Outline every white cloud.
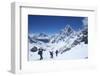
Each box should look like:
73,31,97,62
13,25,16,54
82,17,88,26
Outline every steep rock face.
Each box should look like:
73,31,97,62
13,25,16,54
50,25,75,44
60,26,88,54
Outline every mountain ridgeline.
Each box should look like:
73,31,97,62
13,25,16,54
28,24,88,54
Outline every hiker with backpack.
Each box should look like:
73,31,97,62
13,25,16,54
55,50,59,56
49,51,53,59
38,48,44,60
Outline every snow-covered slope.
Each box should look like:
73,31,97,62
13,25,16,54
29,43,88,61
54,43,88,60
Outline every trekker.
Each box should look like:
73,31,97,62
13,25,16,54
55,50,58,56
38,48,43,60
49,51,53,58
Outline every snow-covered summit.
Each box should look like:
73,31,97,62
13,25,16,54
50,24,75,44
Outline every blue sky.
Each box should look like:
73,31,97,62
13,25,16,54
28,15,87,35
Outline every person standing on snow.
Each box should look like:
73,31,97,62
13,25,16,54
38,48,44,60
55,50,58,56
49,51,53,59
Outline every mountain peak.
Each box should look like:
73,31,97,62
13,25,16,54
38,33,48,37
64,24,73,31
60,24,74,35
65,24,71,29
